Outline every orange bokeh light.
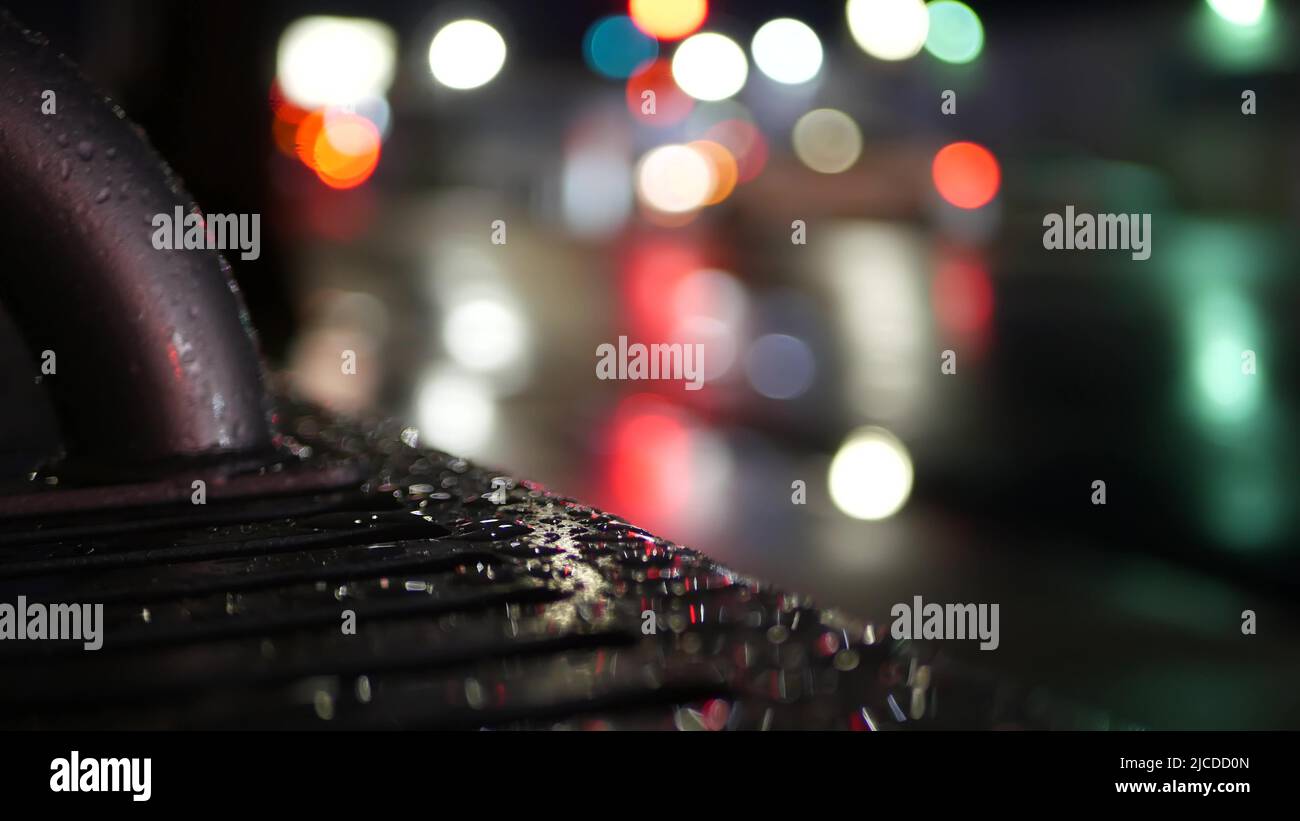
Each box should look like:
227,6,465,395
628,0,708,41
270,82,311,159
688,140,738,205
314,113,381,189
292,108,381,189
932,141,1000,209
294,110,327,170
702,119,768,183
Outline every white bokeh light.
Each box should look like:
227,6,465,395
751,18,823,84
443,298,528,374
828,427,914,520
846,0,930,61
562,146,633,238
428,19,507,90
792,109,863,174
1207,0,1267,26
636,144,715,213
277,17,396,107
672,33,749,101
416,369,497,456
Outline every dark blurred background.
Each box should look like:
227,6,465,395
1,0,1299,728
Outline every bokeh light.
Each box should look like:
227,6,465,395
829,427,914,520
626,58,695,126
622,239,706,340
313,112,382,189
562,133,634,238
416,368,497,456
745,334,815,399
674,268,748,329
629,0,708,41
584,15,659,80
332,96,392,141
276,16,396,108
931,141,1000,209
687,140,739,204
288,290,387,414
672,268,749,381
924,1,984,64
443,298,529,375
751,18,824,84
428,19,507,90
294,110,327,169
601,394,734,538
846,0,930,61
672,33,749,101
270,83,310,158
1189,289,1263,425
792,109,863,174
636,144,715,213
703,118,768,182
684,99,751,135
932,254,993,335
1207,0,1267,26
823,224,931,424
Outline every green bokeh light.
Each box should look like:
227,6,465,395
924,1,984,65
1161,219,1290,550
1193,1,1284,72
1188,290,1261,426
1207,0,1266,27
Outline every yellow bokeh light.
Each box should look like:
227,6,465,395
629,0,708,41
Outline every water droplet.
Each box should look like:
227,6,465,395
451,518,533,542
76,140,94,160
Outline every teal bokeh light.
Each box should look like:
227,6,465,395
1161,219,1290,550
583,16,659,80
1207,0,1267,27
1193,0,1283,71
924,1,984,64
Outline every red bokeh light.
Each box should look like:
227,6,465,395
625,58,693,127
932,141,1000,209
932,254,994,335
621,238,706,340
605,394,692,528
